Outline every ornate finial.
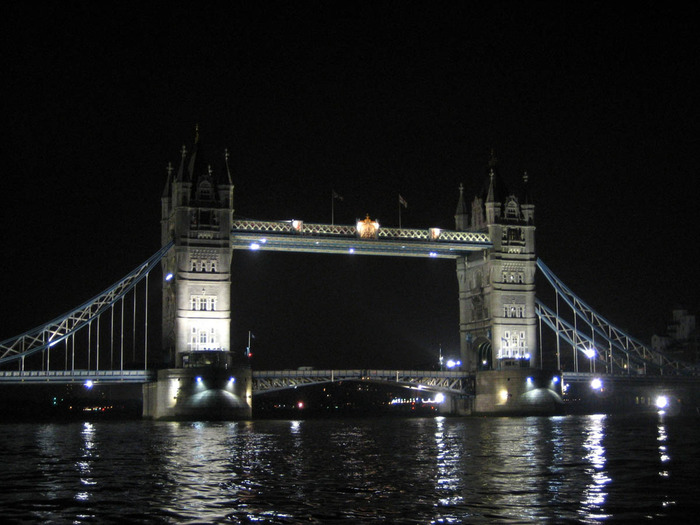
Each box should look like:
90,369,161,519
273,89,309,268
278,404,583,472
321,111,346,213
459,182,464,194
181,144,187,158
523,171,529,183
207,165,213,177
194,124,200,144
167,162,173,176
224,148,229,162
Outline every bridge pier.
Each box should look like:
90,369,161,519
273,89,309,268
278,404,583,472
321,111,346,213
143,365,252,420
474,368,564,415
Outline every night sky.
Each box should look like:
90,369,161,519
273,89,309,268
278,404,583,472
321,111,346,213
3,2,699,370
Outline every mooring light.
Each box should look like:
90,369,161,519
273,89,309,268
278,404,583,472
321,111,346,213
590,378,602,390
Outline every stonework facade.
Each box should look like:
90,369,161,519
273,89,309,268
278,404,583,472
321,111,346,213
455,159,537,373
160,137,234,367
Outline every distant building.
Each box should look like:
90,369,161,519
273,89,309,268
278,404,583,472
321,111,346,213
651,309,698,363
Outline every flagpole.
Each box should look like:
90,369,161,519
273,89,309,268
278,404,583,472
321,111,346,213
331,190,335,225
398,199,402,229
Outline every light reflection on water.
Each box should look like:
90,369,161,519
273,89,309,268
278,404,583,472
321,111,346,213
581,415,611,520
0,415,698,523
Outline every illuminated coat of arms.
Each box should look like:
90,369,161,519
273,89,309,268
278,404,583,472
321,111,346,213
356,214,380,239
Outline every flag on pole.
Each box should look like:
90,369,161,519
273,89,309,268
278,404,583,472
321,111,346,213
332,190,344,201
399,194,408,208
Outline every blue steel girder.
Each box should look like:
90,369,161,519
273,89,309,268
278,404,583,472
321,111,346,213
0,241,174,365
536,300,635,373
252,369,473,395
536,259,697,375
231,219,491,258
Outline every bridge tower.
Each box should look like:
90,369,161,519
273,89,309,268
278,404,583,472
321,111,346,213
144,129,251,420
455,154,538,372
455,155,560,414
160,130,234,367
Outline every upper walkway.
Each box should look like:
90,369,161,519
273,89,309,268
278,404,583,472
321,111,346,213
230,219,491,258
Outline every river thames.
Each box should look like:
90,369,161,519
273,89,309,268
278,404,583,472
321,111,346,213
0,414,697,523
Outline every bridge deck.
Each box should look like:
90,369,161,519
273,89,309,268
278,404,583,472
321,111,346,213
0,370,154,384
252,369,473,394
230,220,491,258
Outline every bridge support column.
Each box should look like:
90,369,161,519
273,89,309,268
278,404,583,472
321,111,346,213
474,368,563,415
143,365,251,420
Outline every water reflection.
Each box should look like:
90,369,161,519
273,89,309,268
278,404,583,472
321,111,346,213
1,416,696,523
76,422,96,502
657,420,670,471
581,414,611,520
433,416,464,507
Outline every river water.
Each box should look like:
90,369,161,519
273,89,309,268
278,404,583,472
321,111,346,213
0,414,697,523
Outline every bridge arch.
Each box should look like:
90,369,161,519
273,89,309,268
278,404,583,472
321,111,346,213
473,337,492,371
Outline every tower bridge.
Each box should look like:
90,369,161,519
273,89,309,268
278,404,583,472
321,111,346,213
1,135,698,419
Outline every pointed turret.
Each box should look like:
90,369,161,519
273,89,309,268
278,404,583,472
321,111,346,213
485,169,499,223
455,183,469,231
175,144,187,182
224,148,233,185
521,171,535,224
162,162,173,198
218,148,235,208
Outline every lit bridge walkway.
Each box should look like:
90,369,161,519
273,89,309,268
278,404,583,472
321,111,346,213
252,369,473,395
0,369,474,397
0,370,154,384
230,219,491,258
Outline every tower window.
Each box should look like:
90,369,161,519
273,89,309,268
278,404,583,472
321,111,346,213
190,295,217,311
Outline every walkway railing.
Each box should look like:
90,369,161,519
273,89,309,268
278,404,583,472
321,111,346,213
0,370,154,383
231,219,491,244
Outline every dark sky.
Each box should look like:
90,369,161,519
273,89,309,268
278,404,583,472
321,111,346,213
3,1,699,369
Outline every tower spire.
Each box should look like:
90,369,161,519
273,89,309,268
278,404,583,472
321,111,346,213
224,148,233,185
162,161,173,198
455,183,468,231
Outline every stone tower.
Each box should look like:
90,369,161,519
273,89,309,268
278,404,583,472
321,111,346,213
160,129,235,368
455,154,537,373
145,130,251,420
